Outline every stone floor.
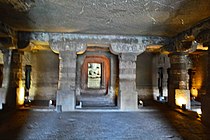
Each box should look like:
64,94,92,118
0,102,210,140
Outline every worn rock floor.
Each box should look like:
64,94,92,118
0,103,209,140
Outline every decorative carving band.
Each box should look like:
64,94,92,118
110,43,145,55
49,40,86,54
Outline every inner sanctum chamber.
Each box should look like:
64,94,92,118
76,46,118,108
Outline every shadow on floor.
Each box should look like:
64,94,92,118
0,101,209,139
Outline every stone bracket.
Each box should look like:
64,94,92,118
49,40,86,54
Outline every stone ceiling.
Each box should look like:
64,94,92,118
0,0,210,37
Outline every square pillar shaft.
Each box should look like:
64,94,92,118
118,53,138,111
56,51,76,111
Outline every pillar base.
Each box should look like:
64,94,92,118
56,89,75,112
201,95,210,127
119,91,138,111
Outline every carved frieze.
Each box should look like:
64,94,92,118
110,43,145,55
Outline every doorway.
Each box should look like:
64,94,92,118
81,55,110,94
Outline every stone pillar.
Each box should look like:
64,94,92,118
118,53,138,110
110,43,145,111
50,41,86,111
56,51,76,111
168,52,190,107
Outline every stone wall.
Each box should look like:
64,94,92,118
22,50,59,101
189,52,208,99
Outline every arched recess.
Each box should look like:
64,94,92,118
80,55,110,95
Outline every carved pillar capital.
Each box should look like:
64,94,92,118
110,43,146,55
163,40,198,54
49,40,86,54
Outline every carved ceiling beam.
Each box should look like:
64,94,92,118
17,32,170,53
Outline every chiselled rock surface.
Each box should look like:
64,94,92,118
1,0,210,36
